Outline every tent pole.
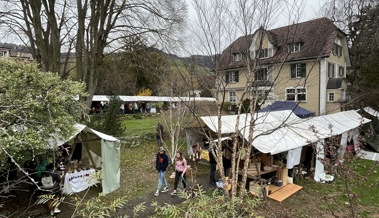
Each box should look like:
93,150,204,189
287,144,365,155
84,143,98,170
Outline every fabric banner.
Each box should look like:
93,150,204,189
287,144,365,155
286,147,302,169
338,131,348,162
314,140,325,182
63,169,96,194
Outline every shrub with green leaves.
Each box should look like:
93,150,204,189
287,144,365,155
0,59,86,169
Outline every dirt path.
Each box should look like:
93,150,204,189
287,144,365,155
111,166,215,217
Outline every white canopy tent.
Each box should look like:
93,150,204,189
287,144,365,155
200,110,370,155
94,95,216,102
200,110,370,182
48,124,121,195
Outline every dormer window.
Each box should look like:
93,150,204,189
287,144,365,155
233,53,242,61
333,38,342,57
251,48,272,59
289,42,303,53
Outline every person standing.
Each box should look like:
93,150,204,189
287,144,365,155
209,144,217,185
41,163,62,216
154,147,169,196
156,123,164,146
171,151,187,196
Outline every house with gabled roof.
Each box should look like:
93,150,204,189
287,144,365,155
217,17,350,115
0,43,33,61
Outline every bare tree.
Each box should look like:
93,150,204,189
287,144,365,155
186,0,309,201
0,0,187,109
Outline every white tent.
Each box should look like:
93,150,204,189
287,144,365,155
93,95,217,103
200,110,370,155
49,124,121,195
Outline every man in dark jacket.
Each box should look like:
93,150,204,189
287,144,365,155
209,144,217,185
154,147,169,196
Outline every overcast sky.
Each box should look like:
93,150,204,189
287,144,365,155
183,0,328,56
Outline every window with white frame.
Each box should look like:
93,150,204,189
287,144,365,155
338,66,345,77
229,91,236,104
328,63,335,78
286,87,307,101
328,93,335,102
290,63,306,78
252,89,271,101
333,39,342,57
226,71,239,83
289,43,303,53
257,48,268,58
255,67,268,81
233,53,242,61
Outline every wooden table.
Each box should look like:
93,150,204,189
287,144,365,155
239,167,278,179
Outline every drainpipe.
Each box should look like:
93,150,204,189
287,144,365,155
318,60,321,115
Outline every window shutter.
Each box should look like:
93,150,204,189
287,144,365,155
226,72,230,83
301,63,306,77
291,65,296,78
235,71,239,82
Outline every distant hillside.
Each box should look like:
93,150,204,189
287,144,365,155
179,54,219,69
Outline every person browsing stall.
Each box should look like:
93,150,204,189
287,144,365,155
154,147,169,196
41,163,62,216
171,150,187,196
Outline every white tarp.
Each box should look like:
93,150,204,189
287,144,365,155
363,107,379,118
200,110,370,155
92,95,110,102
97,95,216,102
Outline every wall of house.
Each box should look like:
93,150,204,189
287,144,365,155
217,69,248,105
273,60,321,114
326,80,347,114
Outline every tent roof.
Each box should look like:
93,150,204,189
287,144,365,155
363,107,379,118
94,95,216,102
258,101,315,118
73,124,119,142
200,110,370,154
48,124,119,147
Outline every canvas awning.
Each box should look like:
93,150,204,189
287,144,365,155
200,110,370,155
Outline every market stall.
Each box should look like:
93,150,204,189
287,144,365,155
49,124,121,195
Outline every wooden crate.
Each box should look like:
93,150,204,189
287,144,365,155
260,154,273,167
249,181,266,198
169,172,175,183
186,166,192,180
276,167,288,186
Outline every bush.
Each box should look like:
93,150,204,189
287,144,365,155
87,97,124,136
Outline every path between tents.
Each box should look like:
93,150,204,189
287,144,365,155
111,171,215,217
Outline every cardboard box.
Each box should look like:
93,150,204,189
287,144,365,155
169,172,175,183
186,165,192,179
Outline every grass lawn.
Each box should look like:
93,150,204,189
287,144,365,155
120,114,162,136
